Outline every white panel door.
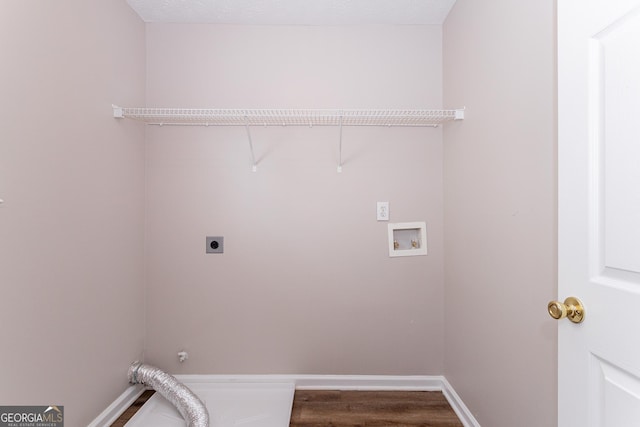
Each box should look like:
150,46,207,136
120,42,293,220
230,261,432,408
558,0,640,426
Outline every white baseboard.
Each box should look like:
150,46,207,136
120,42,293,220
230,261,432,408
440,377,481,427
88,385,145,427
90,375,480,427
174,374,443,391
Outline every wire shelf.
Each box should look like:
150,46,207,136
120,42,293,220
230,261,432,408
112,105,465,172
113,106,464,127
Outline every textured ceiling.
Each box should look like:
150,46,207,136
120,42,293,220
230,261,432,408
126,0,457,25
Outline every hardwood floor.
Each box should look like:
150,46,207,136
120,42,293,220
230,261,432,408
111,389,464,426
110,390,155,427
289,390,463,427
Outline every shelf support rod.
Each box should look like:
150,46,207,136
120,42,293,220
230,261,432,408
337,114,343,173
244,117,257,172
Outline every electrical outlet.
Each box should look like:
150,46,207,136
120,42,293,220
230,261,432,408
377,202,389,221
206,236,224,253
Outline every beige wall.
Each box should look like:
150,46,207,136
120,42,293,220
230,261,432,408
143,24,446,375
443,0,557,426
0,2,559,423
0,2,146,425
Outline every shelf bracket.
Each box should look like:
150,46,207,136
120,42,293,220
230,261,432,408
112,104,124,118
244,117,257,172
337,114,343,173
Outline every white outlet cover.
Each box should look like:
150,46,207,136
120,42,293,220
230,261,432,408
377,202,389,221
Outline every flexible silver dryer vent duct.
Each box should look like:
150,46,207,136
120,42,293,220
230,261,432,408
128,362,209,427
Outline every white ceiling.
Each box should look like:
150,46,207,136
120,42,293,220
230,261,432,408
126,0,458,26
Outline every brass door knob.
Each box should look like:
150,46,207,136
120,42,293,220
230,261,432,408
548,297,585,323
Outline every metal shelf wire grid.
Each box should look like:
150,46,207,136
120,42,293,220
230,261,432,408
113,107,463,127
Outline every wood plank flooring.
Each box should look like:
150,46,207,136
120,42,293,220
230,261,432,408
110,390,155,427
111,389,463,426
289,390,463,427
